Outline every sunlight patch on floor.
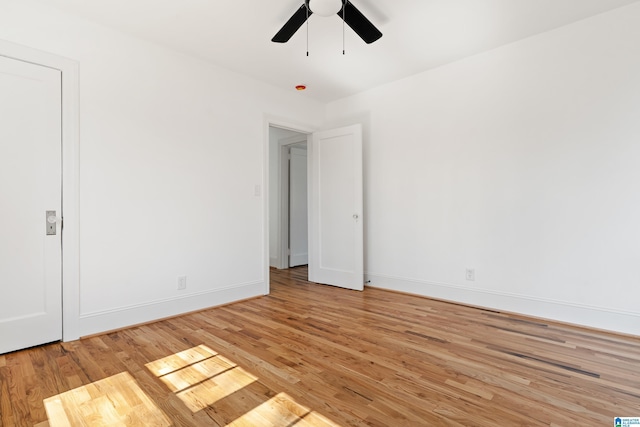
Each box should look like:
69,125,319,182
146,345,341,426
145,344,258,412
43,372,171,427
175,363,258,412
226,392,339,427
145,344,218,377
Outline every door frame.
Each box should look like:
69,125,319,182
0,39,80,342
263,117,316,293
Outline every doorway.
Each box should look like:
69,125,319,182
264,122,364,293
268,126,309,271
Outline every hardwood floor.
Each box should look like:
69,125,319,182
1,266,639,426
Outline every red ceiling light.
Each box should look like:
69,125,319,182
295,85,307,91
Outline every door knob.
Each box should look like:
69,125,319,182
46,210,59,235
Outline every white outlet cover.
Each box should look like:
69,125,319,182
465,269,475,281
177,276,187,290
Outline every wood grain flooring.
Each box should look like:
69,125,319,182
1,266,639,426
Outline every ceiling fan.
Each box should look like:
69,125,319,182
272,0,383,44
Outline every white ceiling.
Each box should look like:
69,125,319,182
39,0,639,102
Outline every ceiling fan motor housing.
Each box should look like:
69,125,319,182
308,0,343,17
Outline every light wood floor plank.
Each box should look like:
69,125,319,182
1,266,639,426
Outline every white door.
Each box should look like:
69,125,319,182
0,55,62,354
308,124,363,291
289,145,308,267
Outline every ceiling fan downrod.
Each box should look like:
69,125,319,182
343,1,346,55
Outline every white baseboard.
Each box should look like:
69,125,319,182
78,280,264,337
365,273,640,337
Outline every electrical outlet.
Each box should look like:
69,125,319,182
465,268,475,281
177,275,187,290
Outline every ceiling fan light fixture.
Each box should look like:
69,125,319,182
308,0,342,17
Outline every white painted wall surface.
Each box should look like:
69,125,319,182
326,3,640,335
2,0,638,339
0,0,323,337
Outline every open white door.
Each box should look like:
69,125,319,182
289,145,308,267
0,55,62,354
308,124,363,291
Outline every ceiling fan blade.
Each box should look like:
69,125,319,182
272,4,312,43
338,1,382,44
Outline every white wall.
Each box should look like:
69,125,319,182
2,0,638,339
0,0,324,337
326,3,640,335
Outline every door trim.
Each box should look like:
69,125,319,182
0,39,80,341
